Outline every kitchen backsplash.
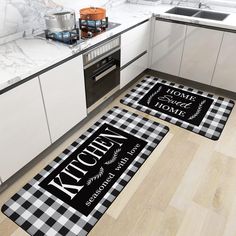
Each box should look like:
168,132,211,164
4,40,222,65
0,0,126,45
1,0,236,45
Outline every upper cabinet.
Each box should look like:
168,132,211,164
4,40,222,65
0,78,51,182
151,20,186,76
180,26,223,85
212,32,236,92
39,55,87,143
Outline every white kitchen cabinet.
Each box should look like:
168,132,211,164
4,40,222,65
120,21,150,89
121,52,148,88
180,26,223,85
0,78,51,182
212,32,236,92
151,20,186,76
121,20,150,67
39,55,87,143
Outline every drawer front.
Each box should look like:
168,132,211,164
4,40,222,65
121,21,150,67
120,53,148,89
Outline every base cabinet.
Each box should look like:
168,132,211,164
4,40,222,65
39,55,87,143
120,53,148,88
121,21,150,67
151,20,186,76
212,32,236,92
180,26,223,85
0,78,51,182
120,21,150,88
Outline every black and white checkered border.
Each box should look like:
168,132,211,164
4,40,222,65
121,75,235,140
2,107,169,236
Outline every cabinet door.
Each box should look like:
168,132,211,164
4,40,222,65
39,55,87,143
121,21,150,67
151,20,186,76
0,78,51,182
180,26,223,85
212,32,236,92
121,53,148,88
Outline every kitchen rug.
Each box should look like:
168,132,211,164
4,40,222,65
121,75,235,140
1,107,169,236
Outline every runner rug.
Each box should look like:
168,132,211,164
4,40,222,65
1,107,169,236
121,75,234,140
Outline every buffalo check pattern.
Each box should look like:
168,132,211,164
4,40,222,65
1,107,169,236
121,75,235,140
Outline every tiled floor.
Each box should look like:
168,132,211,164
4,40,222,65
1,70,236,236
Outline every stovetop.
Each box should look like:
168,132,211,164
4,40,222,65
106,21,121,31
38,21,121,47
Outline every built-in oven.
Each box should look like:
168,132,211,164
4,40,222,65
83,37,120,113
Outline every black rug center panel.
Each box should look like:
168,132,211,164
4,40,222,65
138,82,213,126
39,123,147,216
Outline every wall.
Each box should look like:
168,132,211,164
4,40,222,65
0,0,126,44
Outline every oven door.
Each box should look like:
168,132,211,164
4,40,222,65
84,49,120,112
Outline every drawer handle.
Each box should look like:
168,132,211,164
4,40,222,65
94,65,117,82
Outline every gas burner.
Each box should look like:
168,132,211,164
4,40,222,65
79,17,108,38
39,21,121,47
45,28,80,45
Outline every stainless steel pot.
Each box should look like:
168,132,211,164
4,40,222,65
45,11,76,32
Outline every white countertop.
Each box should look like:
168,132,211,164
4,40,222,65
1,2,236,92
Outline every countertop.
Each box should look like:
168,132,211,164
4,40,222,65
1,2,236,92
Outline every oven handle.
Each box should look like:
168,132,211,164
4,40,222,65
94,65,117,82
